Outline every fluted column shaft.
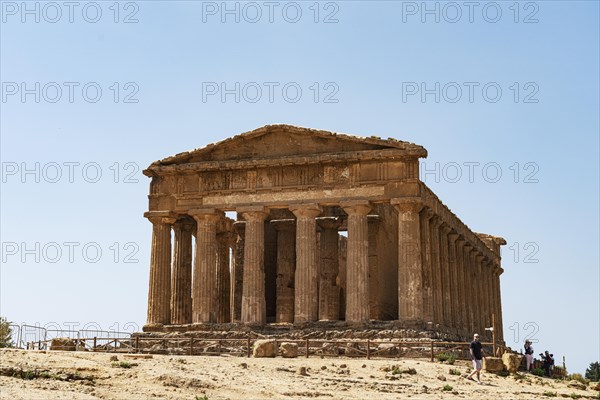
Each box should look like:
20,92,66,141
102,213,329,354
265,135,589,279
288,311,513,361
485,261,497,338
291,204,322,323
241,209,268,324
476,254,488,334
439,224,452,327
216,227,232,323
430,216,443,325
147,216,175,325
392,198,424,322
469,248,480,332
463,243,474,332
191,210,222,323
231,222,245,322
455,238,467,333
273,220,296,323
342,202,371,322
318,218,341,321
367,217,380,320
171,220,194,325
493,266,504,342
420,209,434,323
447,232,460,328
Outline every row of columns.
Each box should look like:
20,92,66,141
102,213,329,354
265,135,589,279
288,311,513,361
146,198,503,341
417,209,504,340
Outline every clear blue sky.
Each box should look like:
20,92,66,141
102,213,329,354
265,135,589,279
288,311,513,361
1,1,598,374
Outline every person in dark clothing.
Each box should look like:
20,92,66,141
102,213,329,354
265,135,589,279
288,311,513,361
466,333,484,384
541,351,554,377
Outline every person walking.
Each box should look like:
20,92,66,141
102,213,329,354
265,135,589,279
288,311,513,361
524,340,534,372
467,333,484,384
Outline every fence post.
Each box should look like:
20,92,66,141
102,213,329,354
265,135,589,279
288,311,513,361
38,340,41,350
305,339,309,358
135,336,140,353
430,341,434,362
217,340,221,356
189,337,193,356
93,337,97,352
247,338,251,358
366,340,370,360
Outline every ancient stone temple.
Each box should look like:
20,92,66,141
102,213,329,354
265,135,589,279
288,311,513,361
142,125,506,341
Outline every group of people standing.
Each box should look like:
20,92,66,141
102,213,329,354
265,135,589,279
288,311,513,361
524,340,555,376
465,334,555,385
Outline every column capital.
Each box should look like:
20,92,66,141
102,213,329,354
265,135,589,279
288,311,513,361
448,232,460,242
440,223,452,234
239,206,269,222
317,216,342,230
173,218,195,231
270,219,296,232
189,208,224,222
456,235,466,245
391,198,423,213
421,207,434,220
290,203,322,218
145,211,177,225
430,215,443,228
341,200,371,215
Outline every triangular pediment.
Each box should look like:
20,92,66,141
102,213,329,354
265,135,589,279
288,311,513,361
151,125,426,167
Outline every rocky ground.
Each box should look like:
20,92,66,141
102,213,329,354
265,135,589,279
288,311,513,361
1,348,598,400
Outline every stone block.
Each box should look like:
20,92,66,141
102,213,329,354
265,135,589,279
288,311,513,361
280,342,298,358
50,337,77,351
502,353,523,373
483,357,504,372
252,339,277,358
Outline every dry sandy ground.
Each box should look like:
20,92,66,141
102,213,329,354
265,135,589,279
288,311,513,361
0,348,597,400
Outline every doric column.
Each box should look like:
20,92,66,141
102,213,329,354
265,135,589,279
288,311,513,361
475,253,485,333
481,258,492,334
493,265,505,342
429,216,444,325
420,209,434,323
392,198,424,322
455,237,467,334
240,207,269,325
146,214,175,325
463,242,474,332
170,219,194,325
290,204,322,323
231,222,245,322
342,201,371,322
439,223,452,327
368,216,380,320
216,219,233,323
272,220,296,323
485,260,495,337
447,231,460,329
469,247,480,333
318,217,342,321
191,209,222,323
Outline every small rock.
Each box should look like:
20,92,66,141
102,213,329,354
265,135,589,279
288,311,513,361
568,380,587,390
110,355,119,362
297,367,308,376
239,363,248,369
339,364,347,369
361,364,367,368
437,375,447,381
321,366,327,370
